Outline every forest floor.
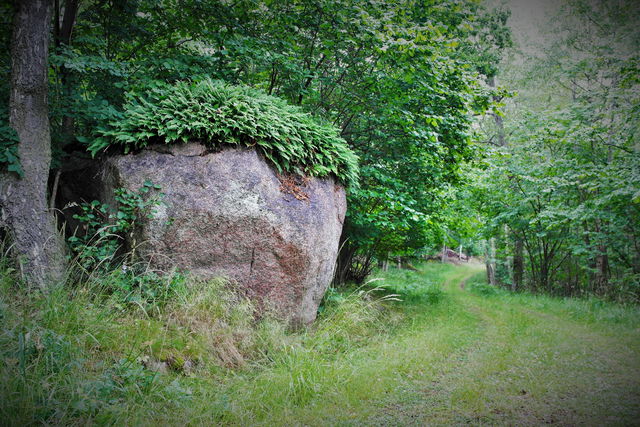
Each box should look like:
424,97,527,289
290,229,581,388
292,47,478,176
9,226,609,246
2,262,639,425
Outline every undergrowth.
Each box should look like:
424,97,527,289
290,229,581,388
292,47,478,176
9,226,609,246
0,258,442,424
67,180,163,272
87,79,359,187
369,266,446,304
465,270,640,327
4,261,636,424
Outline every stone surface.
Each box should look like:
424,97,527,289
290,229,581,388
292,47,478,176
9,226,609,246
98,144,346,325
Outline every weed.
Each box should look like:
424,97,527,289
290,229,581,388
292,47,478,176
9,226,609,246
68,181,163,272
98,268,188,312
88,79,359,187
467,281,504,296
369,265,445,304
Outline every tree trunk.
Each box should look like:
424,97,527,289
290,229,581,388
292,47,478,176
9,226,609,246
593,220,610,296
55,0,79,144
540,260,549,292
0,0,65,286
486,75,503,286
486,238,497,286
594,248,610,296
513,237,524,291
333,226,362,285
488,75,507,147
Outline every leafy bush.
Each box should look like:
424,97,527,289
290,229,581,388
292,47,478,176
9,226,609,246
99,268,188,311
379,280,444,304
372,266,445,304
68,181,163,270
87,79,359,187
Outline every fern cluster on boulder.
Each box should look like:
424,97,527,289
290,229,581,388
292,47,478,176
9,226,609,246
88,79,359,187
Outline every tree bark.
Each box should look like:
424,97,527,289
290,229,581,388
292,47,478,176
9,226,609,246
593,219,610,296
486,238,497,286
488,75,507,147
513,236,524,290
0,0,65,286
333,227,356,285
55,0,79,143
486,75,503,287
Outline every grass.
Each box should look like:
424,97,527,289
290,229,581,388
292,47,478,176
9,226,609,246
1,260,639,425
367,267,640,426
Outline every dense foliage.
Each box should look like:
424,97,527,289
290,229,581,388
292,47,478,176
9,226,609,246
471,0,640,300
0,0,508,284
4,0,635,299
88,79,359,186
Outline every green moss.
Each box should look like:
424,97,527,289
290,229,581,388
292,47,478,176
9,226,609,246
88,79,359,187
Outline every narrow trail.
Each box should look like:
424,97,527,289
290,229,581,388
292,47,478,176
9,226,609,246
364,266,640,426
233,264,640,426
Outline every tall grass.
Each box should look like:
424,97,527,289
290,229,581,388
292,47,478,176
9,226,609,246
0,258,447,424
3,260,638,424
464,270,640,328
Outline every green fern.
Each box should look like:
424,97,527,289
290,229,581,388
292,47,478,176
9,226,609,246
89,79,359,187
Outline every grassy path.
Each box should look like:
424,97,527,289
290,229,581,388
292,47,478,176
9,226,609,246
242,263,640,426
364,264,640,426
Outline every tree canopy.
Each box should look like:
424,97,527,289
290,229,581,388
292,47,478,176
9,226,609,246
1,0,508,284
469,0,640,300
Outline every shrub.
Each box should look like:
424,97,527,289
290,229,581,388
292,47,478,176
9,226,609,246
373,267,445,304
87,79,359,187
98,268,188,312
68,181,163,271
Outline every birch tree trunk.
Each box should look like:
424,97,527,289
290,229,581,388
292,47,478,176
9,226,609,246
486,238,497,286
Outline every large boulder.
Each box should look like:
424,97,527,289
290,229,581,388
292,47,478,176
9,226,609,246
98,144,346,325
